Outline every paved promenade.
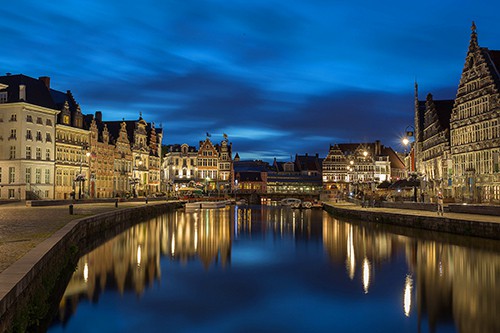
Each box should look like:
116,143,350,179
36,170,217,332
329,201,500,224
0,200,148,273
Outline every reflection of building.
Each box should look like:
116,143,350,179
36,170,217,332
450,23,500,203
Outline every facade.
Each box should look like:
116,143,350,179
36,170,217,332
267,156,323,194
197,137,219,191
0,75,59,200
163,143,198,192
216,138,233,193
322,141,395,197
52,89,89,200
419,93,454,199
449,23,500,203
112,121,133,197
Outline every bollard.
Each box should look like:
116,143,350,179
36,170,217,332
115,199,118,208
69,204,74,215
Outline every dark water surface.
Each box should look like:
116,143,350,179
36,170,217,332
47,205,499,333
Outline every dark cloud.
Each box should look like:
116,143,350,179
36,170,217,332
0,1,498,161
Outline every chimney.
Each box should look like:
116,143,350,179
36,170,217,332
19,85,26,101
95,111,102,122
375,140,381,155
39,76,50,89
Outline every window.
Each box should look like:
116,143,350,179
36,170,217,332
26,115,33,122
26,130,32,140
36,147,41,160
63,115,70,124
9,167,15,184
46,149,50,160
0,91,7,103
9,146,16,159
10,114,16,122
36,117,43,124
8,189,14,199
36,131,42,141
44,169,50,184
0,167,2,183
9,129,16,140
26,146,31,159
26,168,31,184
35,169,41,184
46,133,52,142
46,119,52,126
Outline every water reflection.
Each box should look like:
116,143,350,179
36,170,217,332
50,206,499,332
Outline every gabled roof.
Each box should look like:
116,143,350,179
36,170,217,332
0,74,56,109
295,154,322,172
234,160,269,172
381,147,405,169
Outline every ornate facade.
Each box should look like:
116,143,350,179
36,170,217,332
418,93,454,198
450,23,500,203
0,75,59,200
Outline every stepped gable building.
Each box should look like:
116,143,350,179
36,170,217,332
449,22,500,203
413,88,454,198
104,115,163,197
0,74,59,199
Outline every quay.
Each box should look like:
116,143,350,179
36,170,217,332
324,202,500,240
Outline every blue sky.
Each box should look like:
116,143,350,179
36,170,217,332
1,0,498,161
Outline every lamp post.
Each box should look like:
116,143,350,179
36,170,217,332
76,146,90,200
205,176,210,196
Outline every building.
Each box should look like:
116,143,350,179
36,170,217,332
449,23,500,203
162,143,199,192
104,116,163,197
52,88,89,200
267,154,323,194
0,74,59,200
216,137,233,193
415,91,454,199
322,141,396,198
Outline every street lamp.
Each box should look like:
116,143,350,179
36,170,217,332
75,146,90,199
205,176,210,195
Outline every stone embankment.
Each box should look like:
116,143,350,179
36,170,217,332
0,201,182,332
324,202,500,240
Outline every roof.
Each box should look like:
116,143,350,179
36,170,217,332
295,154,322,172
433,99,454,130
235,171,264,182
381,147,405,169
234,160,269,172
0,74,56,109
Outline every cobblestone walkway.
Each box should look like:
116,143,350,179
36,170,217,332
0,201,146,273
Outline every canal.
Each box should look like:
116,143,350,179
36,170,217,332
46,205,499,333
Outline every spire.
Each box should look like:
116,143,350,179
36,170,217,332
469,21,479,52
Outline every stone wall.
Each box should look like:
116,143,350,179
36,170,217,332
323,203,499,240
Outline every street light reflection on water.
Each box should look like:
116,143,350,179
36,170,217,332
47,205,499,333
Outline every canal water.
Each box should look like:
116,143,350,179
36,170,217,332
47,205,499,333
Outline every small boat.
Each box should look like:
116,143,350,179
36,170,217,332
280,198,302,209
201,201,227,209
185,202,202,211
235,199,247,206
311,200,323,209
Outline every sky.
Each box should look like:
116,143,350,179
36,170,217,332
1,1,499,161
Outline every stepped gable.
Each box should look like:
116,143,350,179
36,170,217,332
104,118,161,156
0,74,56,109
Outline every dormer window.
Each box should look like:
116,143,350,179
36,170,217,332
63,115,70,125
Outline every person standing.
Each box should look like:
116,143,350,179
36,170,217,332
437,191,444,216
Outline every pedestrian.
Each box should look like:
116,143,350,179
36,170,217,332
436,192,444,216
